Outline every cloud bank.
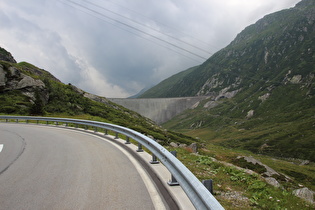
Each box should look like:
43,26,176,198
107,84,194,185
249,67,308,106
0,0,300,97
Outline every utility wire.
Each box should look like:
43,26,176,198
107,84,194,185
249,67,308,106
82,0,214,56
64,0,208,60
61,0,204,63
102,0,220,52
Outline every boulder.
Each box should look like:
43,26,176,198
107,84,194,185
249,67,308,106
293,187,314,204
188,143,198,153
170,142,178,148
246,110,254,118
264,177,281,188
16,75,45,90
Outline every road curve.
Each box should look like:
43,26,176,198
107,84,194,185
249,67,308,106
0,123,161,210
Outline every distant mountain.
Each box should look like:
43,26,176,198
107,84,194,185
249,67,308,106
128,85,155,98
139,66,198,98
139,0,315,161
0,47,196,145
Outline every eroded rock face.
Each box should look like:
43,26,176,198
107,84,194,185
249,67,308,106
0,66,45,90
0,64,48,103
0,65,6,87
0,47,17,63
240,156,279,177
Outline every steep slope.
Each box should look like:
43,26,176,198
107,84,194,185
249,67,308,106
139,66,198,98
140,0,314,98
0,47,196,145
140,0,315,161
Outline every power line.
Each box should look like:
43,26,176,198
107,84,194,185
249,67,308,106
63,0,209,61
61,0,204,63
82,0,214,56
102,0,220,52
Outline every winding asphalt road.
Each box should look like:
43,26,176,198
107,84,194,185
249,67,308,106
0,123,163,210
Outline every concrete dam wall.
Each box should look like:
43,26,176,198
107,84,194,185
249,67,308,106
109,97,206,124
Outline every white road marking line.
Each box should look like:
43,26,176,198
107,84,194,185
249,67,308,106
0,144,3,153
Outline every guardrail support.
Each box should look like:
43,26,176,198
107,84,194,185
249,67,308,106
94,127,97,133
104,129,108,135
168,151,179,186
150,139,159,164
150,153,159,164
16,119,18,123
125,136,131,144
114,132,119,139
202,179,214,195
136,143,143,152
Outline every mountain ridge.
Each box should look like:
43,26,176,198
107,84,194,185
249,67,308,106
138,0,315,161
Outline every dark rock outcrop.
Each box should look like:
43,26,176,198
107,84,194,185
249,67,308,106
0,47,16,63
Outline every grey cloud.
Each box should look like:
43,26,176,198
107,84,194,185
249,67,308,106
0,0,301,97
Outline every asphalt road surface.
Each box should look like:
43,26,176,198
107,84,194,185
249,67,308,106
0,123,162,210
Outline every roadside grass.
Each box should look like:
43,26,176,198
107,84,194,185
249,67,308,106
176,126,315,190
166,146,314,209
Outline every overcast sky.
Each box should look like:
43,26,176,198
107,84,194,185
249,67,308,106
0,0,300,98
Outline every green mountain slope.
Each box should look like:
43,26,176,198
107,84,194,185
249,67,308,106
139,66,198,98
140,0,315,161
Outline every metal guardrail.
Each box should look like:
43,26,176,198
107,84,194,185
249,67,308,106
0,116,224,210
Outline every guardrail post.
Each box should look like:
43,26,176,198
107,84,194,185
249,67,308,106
150,139,159,164
202,179,213,195
16,119,18,123
65,122,68,127
37,120,39,124
6,119,8,123
26,120,29,124
94,127,97,133
75,124,78,128
136,143,143,152
114,132,119,139
125,136,131,144
104,129,108,135
150,153,159,164
46,121,49,125
168,151,179,186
